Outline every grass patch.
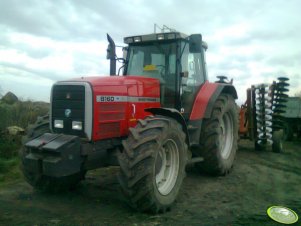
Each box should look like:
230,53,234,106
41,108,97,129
0,136,22,185
0,136,20,159
0,157,19,174
0,157,21,185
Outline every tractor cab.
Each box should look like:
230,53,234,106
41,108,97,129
109,32,209,117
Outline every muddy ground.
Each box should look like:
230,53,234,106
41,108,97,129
0,140,300,226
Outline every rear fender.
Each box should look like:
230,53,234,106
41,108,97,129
190,82,237,120
188,82,237,147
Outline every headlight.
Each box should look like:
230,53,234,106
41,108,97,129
157,34,164,40
54,120,64,128
72,121,82,130
124,37,133,44
134,36,142,42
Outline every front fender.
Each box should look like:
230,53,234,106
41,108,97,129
145,107,190,146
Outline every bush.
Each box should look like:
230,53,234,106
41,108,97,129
0,135,20,159
0,100,49,131
0,158,19,174
0,96,48,184
0,136,21,183
0,157,21,183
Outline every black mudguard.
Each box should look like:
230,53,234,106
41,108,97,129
24,133,83,177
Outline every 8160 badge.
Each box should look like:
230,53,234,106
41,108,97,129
96,96,127,102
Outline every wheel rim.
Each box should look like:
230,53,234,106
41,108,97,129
220,112,234,159
155,139,179,196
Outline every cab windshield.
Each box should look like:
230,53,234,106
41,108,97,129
126,42,177,81
126,41,177,108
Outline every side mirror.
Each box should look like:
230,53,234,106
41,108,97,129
189,34,202,53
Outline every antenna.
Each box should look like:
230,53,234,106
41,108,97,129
154,24,177,33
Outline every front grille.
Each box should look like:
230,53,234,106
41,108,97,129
98,122,120,138
51,85,86,137
98,103,126,121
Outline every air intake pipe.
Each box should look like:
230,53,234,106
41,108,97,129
106,34,116,75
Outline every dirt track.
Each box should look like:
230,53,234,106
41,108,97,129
0,140,301,226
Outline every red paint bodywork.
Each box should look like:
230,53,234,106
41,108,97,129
67,76,221,141
71,76,160,141
189,81,219,120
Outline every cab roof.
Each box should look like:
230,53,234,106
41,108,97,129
124,32,188,44
124,32,208,50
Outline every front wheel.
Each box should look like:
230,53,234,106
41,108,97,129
118,116,187,213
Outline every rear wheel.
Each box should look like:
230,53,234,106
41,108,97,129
118,116,187,213
198,94,238,175
20,116,85,192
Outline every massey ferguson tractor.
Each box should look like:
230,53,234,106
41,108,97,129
21,31,238,213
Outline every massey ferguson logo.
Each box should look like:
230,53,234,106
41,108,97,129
65,109,71,117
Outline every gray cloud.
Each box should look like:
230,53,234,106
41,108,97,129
288,73,301,90
0,1,107,41
0,61,63,82
0,0,300,102
265,53,301,68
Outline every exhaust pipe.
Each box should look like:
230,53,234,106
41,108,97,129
106,34,116,76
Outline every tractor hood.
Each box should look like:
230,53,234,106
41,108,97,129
54,75,161,141
68,75,161,98
69,76,160,94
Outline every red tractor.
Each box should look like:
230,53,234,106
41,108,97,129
21,31,238,213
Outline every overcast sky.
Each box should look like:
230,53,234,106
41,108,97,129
0,0,300,104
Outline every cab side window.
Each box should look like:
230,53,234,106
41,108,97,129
181,46,205,87
181,43,206,115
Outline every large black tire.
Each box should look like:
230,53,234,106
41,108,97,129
118,116,187,213
20,115,85,192
198,94,238,175
272,130,284,153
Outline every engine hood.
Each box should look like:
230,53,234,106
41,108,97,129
66,75,160,98
68,75,158,86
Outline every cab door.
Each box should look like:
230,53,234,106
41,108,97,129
180,42,207,118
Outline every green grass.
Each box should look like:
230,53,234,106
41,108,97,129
0,158,21,182
0,137,19,159
0,137,22,185
0,157,19,173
